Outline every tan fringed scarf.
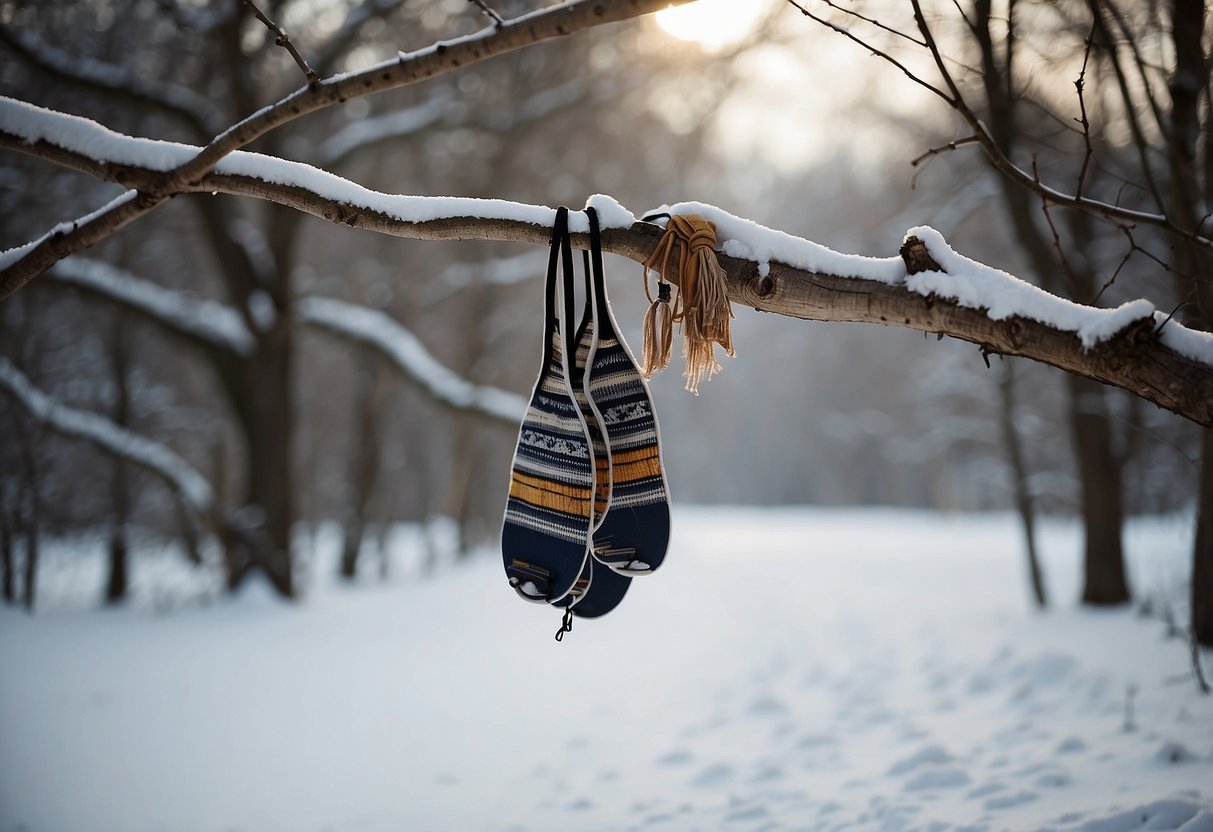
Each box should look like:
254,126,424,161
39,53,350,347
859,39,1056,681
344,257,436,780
641,215,734,394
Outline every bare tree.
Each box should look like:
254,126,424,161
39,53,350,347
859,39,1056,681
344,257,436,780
0,0,1210,657
786,0,1212,639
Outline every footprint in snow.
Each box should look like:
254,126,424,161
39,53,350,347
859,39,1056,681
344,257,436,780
748,695,788,717
657,748,694,766
903,767,971,791
1009,653,1077,696
983,790,1037,810
967,673,997,694
797,734,836,750
1062,799,1212,832
749,762,785,783
967,781,1006,799
691,762,735,788
566,798,594,811
724,804,769,823
1056,736,1087,754
887,744,954,776
1152,741,1204,765
1032,768,1072,789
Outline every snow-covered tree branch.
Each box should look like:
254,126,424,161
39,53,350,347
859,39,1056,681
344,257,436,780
47,259,254,358
0,0,686,295
0,24,225,139
299,297,525,425
0,357,215,517
4,97,1211,426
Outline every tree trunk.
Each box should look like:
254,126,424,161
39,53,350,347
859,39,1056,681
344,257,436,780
20,487,38,614
17,420,39,613
339,364,381,581
1067,374,1130,605
1,506,13,603
999,361,1047,608
1193,426,1213,647
105,310,131,605
225,317,295,598
21,523,37,613
105,525,129,605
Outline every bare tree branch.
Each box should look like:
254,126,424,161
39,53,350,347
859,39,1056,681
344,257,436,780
0,357,215,516
0,25,225,138
790,1,1213,253
467,0,504,28
47,258,254,357
312,0,405,77
1073,20,1097,199
0,0,690,296
5,99,1212,426
241,0,319,85
782,0,956,106
299,297,524,425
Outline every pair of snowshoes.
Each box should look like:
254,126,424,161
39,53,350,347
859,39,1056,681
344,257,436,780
502,205,670,631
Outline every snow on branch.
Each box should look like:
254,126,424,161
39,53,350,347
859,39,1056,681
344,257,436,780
0,0,684,293
0,26,225,138
3,102,1212,425
47,258,254,357
298,296,525,425
0,357,215,515
318,89,454,166
662,202,1213,362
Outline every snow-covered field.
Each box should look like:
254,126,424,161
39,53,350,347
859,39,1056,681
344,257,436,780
1,508,1210,832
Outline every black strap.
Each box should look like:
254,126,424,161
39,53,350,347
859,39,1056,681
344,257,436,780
542,207,570,370
559,210,577,374
584,206,616,341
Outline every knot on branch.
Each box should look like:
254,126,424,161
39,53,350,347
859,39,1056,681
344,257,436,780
900,235,942,275
1113,315,1160,348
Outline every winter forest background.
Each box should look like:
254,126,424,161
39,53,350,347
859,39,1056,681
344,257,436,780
1,1,1212,830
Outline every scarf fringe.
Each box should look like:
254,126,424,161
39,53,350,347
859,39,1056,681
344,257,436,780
641,215,734,394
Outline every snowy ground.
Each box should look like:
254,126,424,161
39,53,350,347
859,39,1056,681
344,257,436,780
1,508,1210,832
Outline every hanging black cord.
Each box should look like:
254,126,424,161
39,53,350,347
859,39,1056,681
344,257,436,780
554,606,574,642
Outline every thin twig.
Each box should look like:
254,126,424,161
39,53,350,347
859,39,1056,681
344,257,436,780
1154,294,1194,337
909,0,967,106
783,0,955,106
787,0,1213,251
242,0,318,85
911,135,980,167
1033,156,1079,296
1120,223,1176,275
949,0,979,38
814,0,925,47
467,0,503,26
0,0,670,296
1089,3,1169,216
1073,19,1096,198
1092,246,1132,305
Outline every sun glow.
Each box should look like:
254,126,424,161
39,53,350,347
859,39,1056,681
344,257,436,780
656,0,767,50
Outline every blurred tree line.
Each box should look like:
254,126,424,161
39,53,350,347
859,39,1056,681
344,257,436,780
0,0,1205,645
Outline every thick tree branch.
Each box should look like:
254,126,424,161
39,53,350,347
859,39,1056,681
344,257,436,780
299,297,525,425
0,26,225,139
0,357,215,516
46,259,254,357
0,0,689,295
4,102,1212,426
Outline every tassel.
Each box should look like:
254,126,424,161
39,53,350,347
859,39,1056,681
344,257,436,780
641,215,734,394
642,281,673,377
